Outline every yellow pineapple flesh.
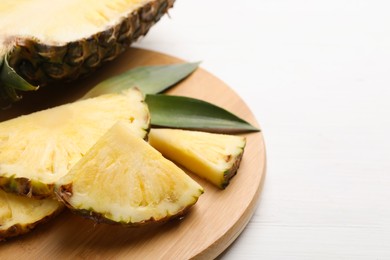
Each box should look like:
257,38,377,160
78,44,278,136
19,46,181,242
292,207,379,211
0,0,175,102
0,190,63,241
0,88,149,198
0,0,158,44
56,122,203,225
148,129,246,189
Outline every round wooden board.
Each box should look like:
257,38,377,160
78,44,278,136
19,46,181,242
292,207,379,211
0,48,266,259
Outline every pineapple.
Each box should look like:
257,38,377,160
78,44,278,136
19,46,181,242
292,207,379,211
0,0,174,101
0,189,63,241
56,122,203,226
148,129,246,189
0,88,150,199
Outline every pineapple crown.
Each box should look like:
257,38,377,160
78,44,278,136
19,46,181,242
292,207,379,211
0,55,39,106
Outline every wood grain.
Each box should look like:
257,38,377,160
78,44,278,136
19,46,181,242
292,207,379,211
0,48,266,259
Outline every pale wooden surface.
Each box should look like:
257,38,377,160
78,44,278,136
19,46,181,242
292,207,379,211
0,48,266,259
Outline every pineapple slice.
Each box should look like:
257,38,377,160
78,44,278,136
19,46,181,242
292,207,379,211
148,129,246,189
0,189,63,241
0,88,149,199
0,0,175,101
56,122,203,225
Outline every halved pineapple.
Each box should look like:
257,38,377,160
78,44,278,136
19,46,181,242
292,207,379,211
148,129,246,189
56,122,203,225
0,87,149,199
0,0,174,101
0,189,63,241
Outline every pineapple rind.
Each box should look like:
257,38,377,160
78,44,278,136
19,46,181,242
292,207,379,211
0,88,150,199
56,122,203,226
62,192,201,227
0,176,53,199
221,148,245,189
0,189,63,241
3,0,175,87
148,129,246,189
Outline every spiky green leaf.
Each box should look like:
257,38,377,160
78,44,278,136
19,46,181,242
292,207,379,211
145,94,260,134
0,56,39,102
83,62,200,98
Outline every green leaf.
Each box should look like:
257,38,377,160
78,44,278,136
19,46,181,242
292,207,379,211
145,94,260,134
1,57,39,91
0,56,39,102
83,62,200,98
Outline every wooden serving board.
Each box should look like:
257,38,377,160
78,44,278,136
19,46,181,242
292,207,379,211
0,48,266,259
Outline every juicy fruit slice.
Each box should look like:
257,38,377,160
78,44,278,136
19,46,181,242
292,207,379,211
56,122,203,225
148,129,246,189
0,88,149,199
0,0,174,101
0,190,63,241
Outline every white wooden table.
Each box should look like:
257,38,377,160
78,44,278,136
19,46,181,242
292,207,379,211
135,0,390,258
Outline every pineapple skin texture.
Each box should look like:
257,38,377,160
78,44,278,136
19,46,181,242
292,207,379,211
0,177,54,199
6,0,175,86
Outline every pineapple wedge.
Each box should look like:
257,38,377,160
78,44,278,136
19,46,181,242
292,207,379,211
0,88,149,199
148,129,246,189
56,122,203,226
0,190,63,241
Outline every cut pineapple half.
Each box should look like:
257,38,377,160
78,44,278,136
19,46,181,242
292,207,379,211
0,0,174,101
148,129,246,189
0,0,165,44
0,87,149,199
56,122,203,225
0,189,63,241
